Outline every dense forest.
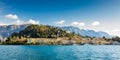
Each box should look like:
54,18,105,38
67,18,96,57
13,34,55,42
9,25,75,38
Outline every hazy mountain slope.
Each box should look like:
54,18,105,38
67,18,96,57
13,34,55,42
0,24,30,38
61,26,111,38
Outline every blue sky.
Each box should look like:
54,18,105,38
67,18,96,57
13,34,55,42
0,0,120,36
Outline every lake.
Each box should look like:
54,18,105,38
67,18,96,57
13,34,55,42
0,45,120,60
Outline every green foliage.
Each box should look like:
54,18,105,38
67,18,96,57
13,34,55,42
17,25,73,38
6,24,77,44
112,36,120,42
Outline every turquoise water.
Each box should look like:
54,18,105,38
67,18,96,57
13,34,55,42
0,45,120,60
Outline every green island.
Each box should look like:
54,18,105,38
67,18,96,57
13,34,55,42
2,24,120,45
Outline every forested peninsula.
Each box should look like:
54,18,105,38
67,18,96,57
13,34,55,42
2,24,120,45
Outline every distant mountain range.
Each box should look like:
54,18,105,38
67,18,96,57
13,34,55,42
0,24,111,38
0,24,30,38
61,26,111,38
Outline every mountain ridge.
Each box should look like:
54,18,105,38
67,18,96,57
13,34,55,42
0,24,111,38
61,26,111,38
0,24,32,38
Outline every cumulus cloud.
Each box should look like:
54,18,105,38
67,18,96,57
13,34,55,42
55,20,65,24
4,14,40,25
0,22,7,25
107,29,120,37
92,21,100,26
14,20,24,25
13,19,39,25
26,19,39,24
112,29,120,32
71,21,85,26
79,22,85,26
71,22,78,26
5,14,18,20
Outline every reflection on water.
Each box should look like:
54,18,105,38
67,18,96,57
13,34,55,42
0,45,120,60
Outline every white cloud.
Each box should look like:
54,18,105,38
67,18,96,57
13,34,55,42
14,20,24,25
71,21,85,26
0,22,7,25
26,19,39,24
12,19,39,25
109,29,120,36
92,21,100,26
4,14,40,25
112,29,120,32
107,29,120,37
71,22,78,26
79,22,85,26
5,14,18,20
55,20,65,24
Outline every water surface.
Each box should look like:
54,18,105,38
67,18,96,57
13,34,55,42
0,45,120,60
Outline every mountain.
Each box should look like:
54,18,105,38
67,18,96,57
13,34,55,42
9,25,76,38
61,26,111,38
0,24,111,38
2,25,120,45
0,24,30,38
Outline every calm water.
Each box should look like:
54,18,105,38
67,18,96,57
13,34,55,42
0,45,120,60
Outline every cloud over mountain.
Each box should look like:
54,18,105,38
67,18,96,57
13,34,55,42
71,21,85,27
26,19,39,24
92,21,100,26
5,14,18,20
4,14,39,25
0,22,7,25
55,20,65,24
